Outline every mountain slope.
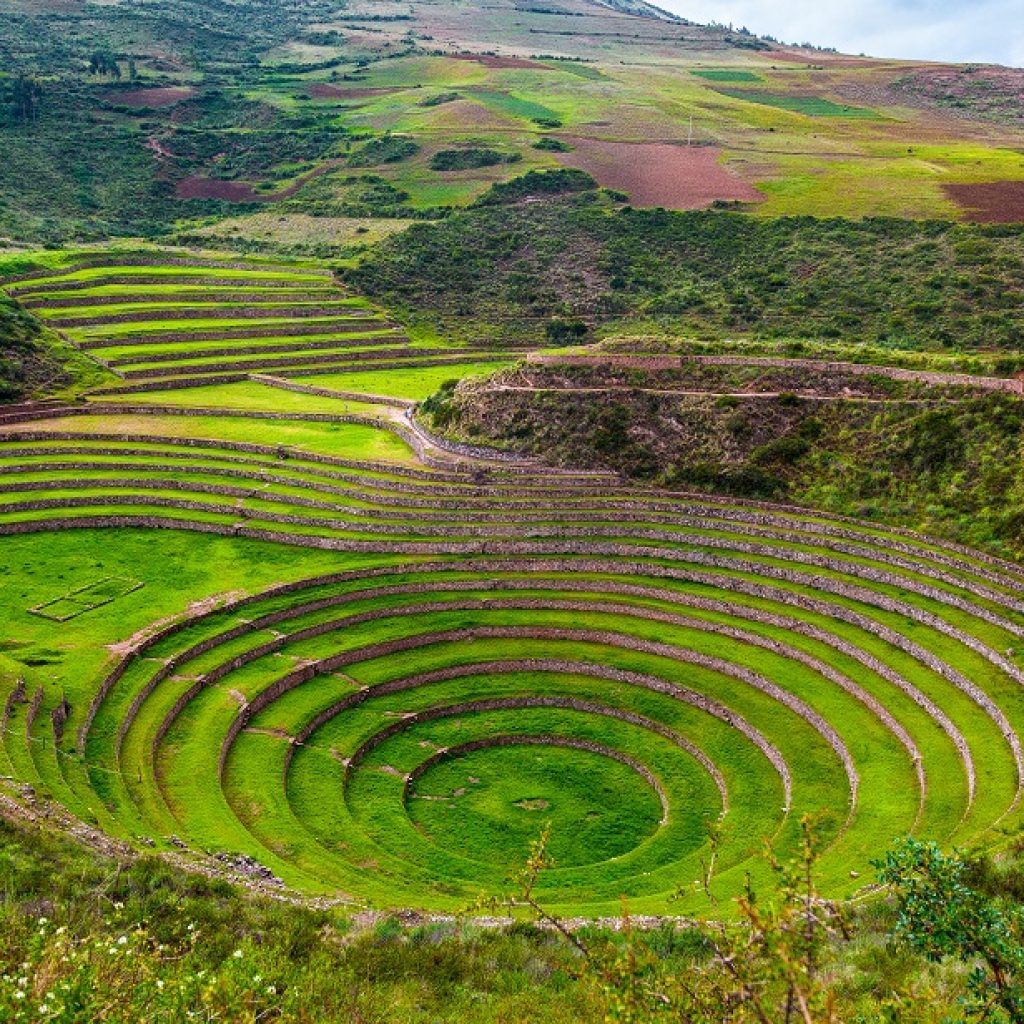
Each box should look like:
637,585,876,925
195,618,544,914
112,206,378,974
0,0,1022,244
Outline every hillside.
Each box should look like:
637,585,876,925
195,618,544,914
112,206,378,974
2,3,1024,1021
422,354,1024,554
0,288,109,400
2,0,1024,246
346,188,1024,349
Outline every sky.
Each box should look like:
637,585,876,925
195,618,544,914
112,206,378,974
659,0,1024,66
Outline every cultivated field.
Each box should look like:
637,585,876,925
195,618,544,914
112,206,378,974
3,253,1024,918
5,0,1024,247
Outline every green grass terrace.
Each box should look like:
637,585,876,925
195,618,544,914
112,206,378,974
1,405,1024,917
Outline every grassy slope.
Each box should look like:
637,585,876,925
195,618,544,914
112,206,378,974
0,293,113,400
3,0,1024,246
3,807,1009,1024
431,366,1024,556
346,192,1024,350
0,813,594,1023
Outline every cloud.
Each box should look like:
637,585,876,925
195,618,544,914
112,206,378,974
659,0,1023,65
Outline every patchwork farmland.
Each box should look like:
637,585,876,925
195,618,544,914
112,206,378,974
3,252,1024,917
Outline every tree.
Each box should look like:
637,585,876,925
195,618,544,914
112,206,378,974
545,318,589,345
11,74,42,123
89,50,121,78
877,838,1024,1023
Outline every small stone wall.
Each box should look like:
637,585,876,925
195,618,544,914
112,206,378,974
528,352,1024,394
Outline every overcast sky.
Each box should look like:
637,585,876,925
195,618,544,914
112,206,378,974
659,0,1024,66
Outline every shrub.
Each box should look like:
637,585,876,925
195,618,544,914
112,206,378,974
430,148,521,171
533,137,572,152
347,135,420,167
475,169,597,205
545,319,589,345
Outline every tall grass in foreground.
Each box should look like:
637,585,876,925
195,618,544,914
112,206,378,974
3,813,1024,1022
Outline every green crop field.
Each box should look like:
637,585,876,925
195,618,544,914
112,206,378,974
717,90,883,119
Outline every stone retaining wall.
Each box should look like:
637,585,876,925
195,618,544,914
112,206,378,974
107,336,401,365
0,432,481,483
5,508,1022,686
118,347,445,380
1,466,1015,617
49,306,368,329
22,291,338,309
231,627,790,801
0,440,1020,591
404,410,540,465
178,597,809,791
528,352,1024,394
25,686,44,741
6,460,1014,624
170,569,962,802
51,697,71,744
70,553,990,813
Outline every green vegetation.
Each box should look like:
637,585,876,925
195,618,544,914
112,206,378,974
474,169,597,206
7,810,1024,1022
432,361,1024,554
347,136,421,168
0,293,111,400
6,254,443,388
420,91,462,107
533,137,573,153
719,91,881,119
1,0,1024,1014
348,191,1024,348
691,68,763,82
0,815,591,1022
430,148,522,172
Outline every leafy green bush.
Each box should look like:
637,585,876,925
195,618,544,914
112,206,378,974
474,169,598,206
420,91,461,107
533,137,573,152
430,148,521,171
347,135,420,168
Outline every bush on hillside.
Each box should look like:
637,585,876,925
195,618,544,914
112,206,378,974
430,147,521,171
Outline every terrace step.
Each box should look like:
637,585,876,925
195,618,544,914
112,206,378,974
77,319,393,346
21,291,342,309
47,305,368,328
7,276,336,297
105,336,407,367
